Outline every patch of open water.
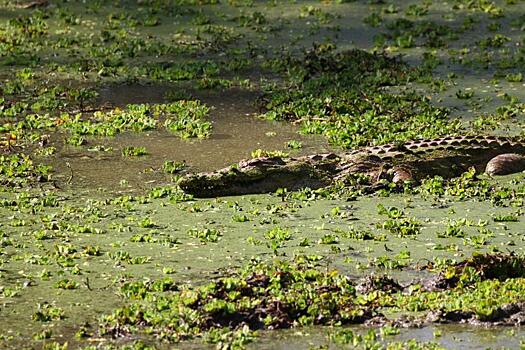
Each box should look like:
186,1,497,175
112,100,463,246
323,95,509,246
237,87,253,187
250,324,525,349
49,85,333,192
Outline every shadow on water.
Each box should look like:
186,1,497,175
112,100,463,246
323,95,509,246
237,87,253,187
50,84,333,192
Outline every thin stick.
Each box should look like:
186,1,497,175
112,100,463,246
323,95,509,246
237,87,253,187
66,162,73,184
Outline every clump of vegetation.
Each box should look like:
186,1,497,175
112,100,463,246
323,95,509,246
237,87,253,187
0,153,51,187
187,227,222,243
426,253,525,290
99,253,525,346
250,149,289,158
161,100,212,139
419,167,524,206
122,146,148,157
60,101,212,146
391,253,525,323
100,260,373,341
163,160,186,174
260,45,461,149
376,204,421,236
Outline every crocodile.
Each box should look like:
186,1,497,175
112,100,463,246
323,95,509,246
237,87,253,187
178,135,525,197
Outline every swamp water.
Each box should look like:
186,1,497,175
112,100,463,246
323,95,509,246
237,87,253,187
2,178,525,348
49,86,332,192
2,0,525,349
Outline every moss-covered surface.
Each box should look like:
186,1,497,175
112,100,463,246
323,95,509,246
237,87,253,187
2,0,525,349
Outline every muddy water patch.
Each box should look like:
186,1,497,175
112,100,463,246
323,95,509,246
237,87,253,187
51,85,332,191
97,83,171,107
395,324,525,350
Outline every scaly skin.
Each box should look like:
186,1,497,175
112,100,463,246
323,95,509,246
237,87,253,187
178,135,525,197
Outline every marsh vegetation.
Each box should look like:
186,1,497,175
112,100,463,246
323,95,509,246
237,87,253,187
1,0,525,349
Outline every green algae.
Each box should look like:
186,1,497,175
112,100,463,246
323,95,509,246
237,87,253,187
1,173,525,348
1,0,525,349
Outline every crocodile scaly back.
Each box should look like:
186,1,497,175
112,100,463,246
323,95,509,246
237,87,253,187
347,135,525,160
